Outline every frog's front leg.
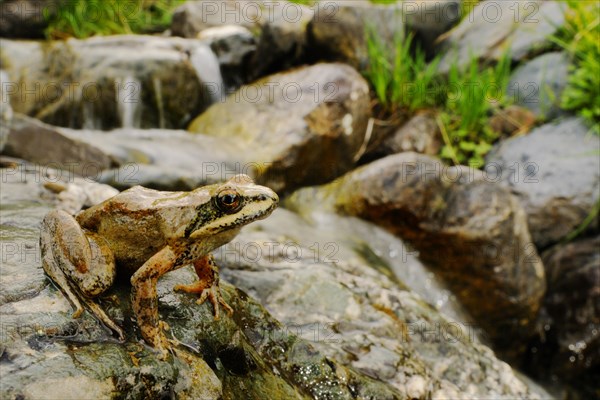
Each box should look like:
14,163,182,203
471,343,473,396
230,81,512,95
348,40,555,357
130,246,180,359
174,254,233,320
40,209,124,340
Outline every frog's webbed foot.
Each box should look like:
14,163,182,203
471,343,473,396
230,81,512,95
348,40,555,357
173,255,233,320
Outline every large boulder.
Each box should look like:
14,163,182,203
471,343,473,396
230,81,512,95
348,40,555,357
188,63,371,193
287,152,546,355
0,35,222,130
486,118,600,249
438,0,567,73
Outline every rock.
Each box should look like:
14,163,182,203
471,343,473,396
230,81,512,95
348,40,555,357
486,117,600,248
3,114,248,191
215,206,552,399
308,1,404,69
438,1,567,73
403,0,462,57
287,152,546,355
3,114,115,177
249,1,313,79
200,25,258,87
188,63,371,193
364,112,441,162
0,0,55,38
0,164,407,399
524,236,599,398
172,1,313,82
507,52,570,120
0,35,221,130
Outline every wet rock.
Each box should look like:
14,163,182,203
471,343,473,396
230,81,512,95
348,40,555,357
364,112,441,162
507,52,570,120
172,1,313,81
438,1,567,73
308,1,404,69
287,152,546,355
524,236,600,399
200,25,258,87
0,0,55,38
0,70,13,152
486,117,600,249
0,164,405,399
188,63,371,193
215,206,551,399
0,35,220,130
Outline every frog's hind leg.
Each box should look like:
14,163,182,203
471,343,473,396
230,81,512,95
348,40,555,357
40,210,123,340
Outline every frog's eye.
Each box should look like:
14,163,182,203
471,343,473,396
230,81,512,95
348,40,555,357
215,189,242,214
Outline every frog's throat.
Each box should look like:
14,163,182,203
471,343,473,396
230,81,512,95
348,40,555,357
188,205,274,239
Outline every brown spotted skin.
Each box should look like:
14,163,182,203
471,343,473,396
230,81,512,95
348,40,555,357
40,175,278,359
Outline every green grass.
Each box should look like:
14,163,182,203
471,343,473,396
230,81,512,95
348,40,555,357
44,0,184,39
552,0,600,135
364,27,442,114
364,26,513,167
439,51,512,167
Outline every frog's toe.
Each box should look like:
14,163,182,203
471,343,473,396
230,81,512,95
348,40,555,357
198,285,233,320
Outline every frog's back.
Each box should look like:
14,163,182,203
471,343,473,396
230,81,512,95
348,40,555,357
77,186,208,271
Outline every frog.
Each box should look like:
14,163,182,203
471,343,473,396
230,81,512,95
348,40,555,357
40,174,278,359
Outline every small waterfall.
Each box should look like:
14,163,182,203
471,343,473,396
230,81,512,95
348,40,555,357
116,75,142,128
0,70,13,119
190,44,224,104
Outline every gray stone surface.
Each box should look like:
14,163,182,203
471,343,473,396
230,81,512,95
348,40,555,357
438,0,567,72
309,1,404,69
507,52,570,120
486,117,600,248
216,207,551,399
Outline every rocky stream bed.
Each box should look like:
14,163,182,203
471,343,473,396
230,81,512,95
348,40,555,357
0,1,599,399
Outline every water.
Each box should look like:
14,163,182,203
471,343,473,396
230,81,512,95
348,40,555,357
116,75,142,128
189,43,224,104
0,70,13,121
